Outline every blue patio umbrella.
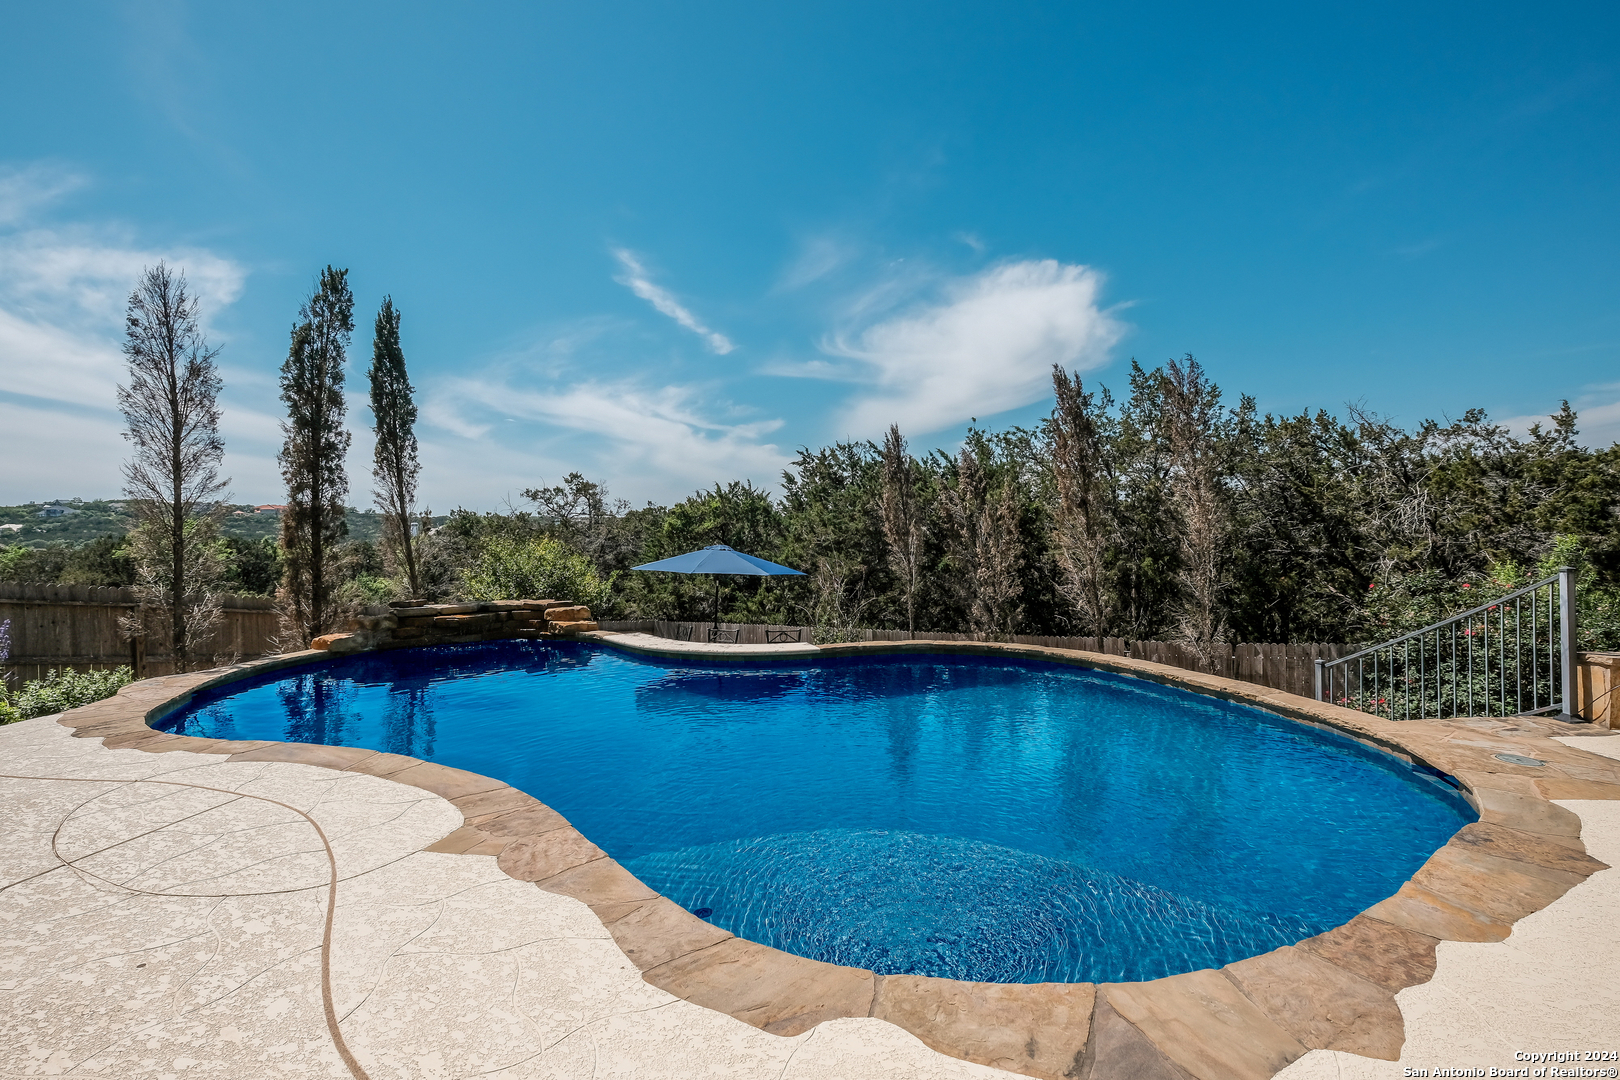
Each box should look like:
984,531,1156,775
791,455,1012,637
633,544,805,631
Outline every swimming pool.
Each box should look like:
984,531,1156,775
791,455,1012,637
160,640,1475,984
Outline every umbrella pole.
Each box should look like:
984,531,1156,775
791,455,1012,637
713,575,720,639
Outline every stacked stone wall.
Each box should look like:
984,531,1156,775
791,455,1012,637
311,599,598,655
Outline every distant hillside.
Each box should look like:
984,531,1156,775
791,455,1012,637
0,500,418,547
0,500,135,545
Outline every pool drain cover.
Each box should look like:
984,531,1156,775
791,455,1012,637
1493,753,1547,767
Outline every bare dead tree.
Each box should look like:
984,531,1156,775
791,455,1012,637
878,424,927,634
942,447,1024,637
116,263,229,673
1049,365,1116,635
522,472,629,554
278,266,354,646
1163,355,1229,655
808,551,875,641
368,297,422,597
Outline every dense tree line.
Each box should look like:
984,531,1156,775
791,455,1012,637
0,533,280,595
8,314,1618,654
436,359,1620,650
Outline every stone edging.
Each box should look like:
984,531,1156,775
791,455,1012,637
49,637,1620,1080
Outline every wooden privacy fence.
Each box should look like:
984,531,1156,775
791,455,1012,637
597,620,1348,700
0,582,279,684
0,585,1347,700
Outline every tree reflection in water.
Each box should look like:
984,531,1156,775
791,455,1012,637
277,673,357,746
382,685,435,758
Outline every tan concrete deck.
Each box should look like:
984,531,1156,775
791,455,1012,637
0,715,1007,1079
3,638,1617,1078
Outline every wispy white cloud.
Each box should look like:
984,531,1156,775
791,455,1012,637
611,248,734,354
0,163,87,227
0,226,243,337
427,364,789,502
0,162,251,502
952,231,986,255
776,234,860,292
818,259,1126,437
1568,400,1620,448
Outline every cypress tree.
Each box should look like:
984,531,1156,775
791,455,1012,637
278,266,354,644
367,296,422,597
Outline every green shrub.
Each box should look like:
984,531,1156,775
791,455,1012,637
0,699,22,725
12,666,133,719
462,535,615,612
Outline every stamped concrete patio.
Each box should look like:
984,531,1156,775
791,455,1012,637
0,715,1011,1079
2,637,1617,1079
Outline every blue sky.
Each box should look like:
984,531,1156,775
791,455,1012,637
2,1,1617,508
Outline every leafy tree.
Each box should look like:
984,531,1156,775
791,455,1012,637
1107,362,1184,638
462,535,614,611
1225,405,1372,642
218,536,283,596
116,263,230,671
331,538,396,607
780,445,886,632
523,472,615,543
367,297,423,597
628,481,791,622
278,267,354,645
521,473,650,578
60,535,136,588
0,545,61,583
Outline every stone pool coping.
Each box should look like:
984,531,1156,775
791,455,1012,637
49,634,1620,1080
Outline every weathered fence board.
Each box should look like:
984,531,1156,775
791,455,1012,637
0,582,279,683
595,619,1348,699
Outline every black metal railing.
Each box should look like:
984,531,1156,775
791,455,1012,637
1316,567,1576,721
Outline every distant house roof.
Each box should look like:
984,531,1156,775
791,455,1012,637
0,523,22,532
38,505,79,517
256,505,286,513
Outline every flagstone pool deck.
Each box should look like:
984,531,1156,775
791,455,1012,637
2,636,1617,1079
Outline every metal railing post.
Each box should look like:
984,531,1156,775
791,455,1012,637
1559,565,1577,719
1319,569,1570,723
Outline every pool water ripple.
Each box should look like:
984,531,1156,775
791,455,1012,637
162,640,1475,983
624,828,1318,984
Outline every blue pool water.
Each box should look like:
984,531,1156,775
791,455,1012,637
160,641,1474,983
